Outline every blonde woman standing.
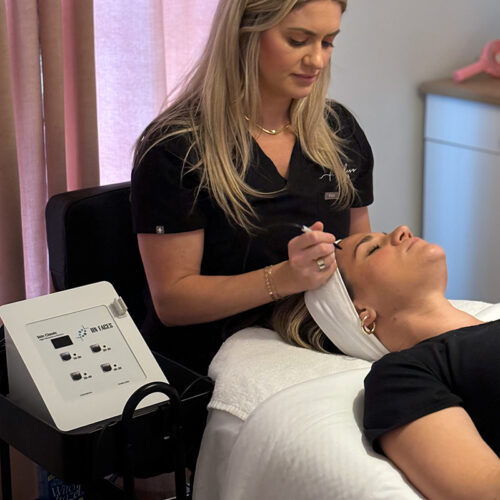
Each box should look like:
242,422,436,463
131,0,374,374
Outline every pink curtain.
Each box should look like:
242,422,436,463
0,0,216,496
94,0,218,184
1,0,100,303
0,0,217,302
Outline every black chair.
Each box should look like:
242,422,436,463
45,181,148,328
0,182,212,500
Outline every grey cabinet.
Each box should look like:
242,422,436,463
421,77,500,302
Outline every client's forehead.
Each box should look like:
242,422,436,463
335,235,356,275
335,232,376,274
338,232,380,256
336,233,366,258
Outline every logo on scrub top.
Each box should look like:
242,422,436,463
320,163,357,181
344,162,357,177
319,172,334,181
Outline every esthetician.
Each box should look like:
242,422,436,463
130,0,374,374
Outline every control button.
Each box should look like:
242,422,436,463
100,363,112,372
90,344,101,353
60,352,71,361
70,372,82,381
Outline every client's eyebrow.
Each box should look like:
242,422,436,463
353,235,373,258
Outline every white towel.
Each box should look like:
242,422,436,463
208,327,370,420
305,269,389,361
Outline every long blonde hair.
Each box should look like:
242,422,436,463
271,268,355,352
134,0,351,233
270,293,330,352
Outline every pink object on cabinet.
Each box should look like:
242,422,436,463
453,39,500,82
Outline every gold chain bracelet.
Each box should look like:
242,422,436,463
264,265,280,301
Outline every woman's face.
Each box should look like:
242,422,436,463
258,0,342,103
336,226,448,315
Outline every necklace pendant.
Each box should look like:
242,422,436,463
244,115,289,136
259,124,288,136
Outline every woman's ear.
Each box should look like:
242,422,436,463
356,306,377,327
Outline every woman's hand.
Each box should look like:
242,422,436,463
138,227,315,326
275,221,337,295
138,221,338,326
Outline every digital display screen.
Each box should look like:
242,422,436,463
51,335,73,349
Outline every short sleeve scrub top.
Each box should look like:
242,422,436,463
131,102,374,374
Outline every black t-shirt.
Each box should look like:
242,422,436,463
130,102,373,374
364,320,500,455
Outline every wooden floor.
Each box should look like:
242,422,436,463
0,452,187,500
126,473,176,500
114,471,188,500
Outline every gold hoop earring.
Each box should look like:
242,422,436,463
361,316,376,335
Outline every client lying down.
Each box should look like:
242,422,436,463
271,225,500,500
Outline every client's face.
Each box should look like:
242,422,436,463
335,225,447,314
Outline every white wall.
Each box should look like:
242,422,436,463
329,0,500,235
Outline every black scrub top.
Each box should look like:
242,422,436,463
131,101,373,374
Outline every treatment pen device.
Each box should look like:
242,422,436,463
301,224,343,250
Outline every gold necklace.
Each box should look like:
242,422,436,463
244,116,290,136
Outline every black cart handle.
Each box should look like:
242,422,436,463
121,382,186,500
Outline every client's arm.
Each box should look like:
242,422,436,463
380,406,500,500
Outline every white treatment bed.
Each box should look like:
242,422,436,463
193,300,499,500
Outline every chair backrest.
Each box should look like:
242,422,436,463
45,182,148,327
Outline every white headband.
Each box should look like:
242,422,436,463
304,269,389,362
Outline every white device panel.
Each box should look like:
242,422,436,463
0,281,168,431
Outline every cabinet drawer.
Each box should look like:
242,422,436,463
423,141,500,302
424,94,500,153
